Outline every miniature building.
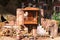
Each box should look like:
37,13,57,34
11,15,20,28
16,7,58,37
16,7,57,37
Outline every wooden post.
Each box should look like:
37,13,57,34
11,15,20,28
16,9,24,26
16,9,24,40
50,20,58,37
32,25,37,38
41,9,44,17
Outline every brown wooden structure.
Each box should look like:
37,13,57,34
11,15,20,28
21,7,40,37
22,7,40,25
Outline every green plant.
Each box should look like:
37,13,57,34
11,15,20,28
52,11,60,27
52,11,60,21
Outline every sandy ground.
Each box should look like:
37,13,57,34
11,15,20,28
0,36,16,40
37,37,60,40
0,36,60,40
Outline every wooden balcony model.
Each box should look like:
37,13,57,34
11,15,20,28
22,7,40,24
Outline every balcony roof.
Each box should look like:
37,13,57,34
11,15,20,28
22,7,40,11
